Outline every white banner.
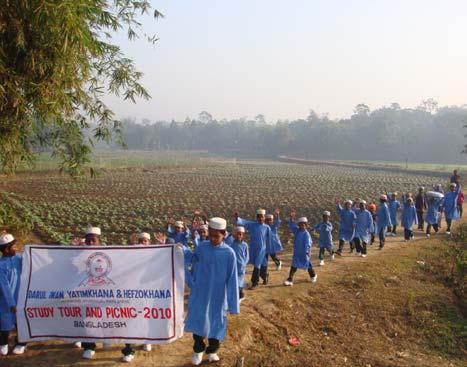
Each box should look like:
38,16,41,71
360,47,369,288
17,245,185,344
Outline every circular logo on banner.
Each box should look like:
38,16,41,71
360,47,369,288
79,252,115,287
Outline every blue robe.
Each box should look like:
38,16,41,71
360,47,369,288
313,221,333,249
227,240,249,288
353,209,374,244
401,203,418,229
336,204,356,241
267,218,283,254
444,187,461,220
0,255,22,331
192,233,208,249
288,221,312,269
236,218,271,268
388,200,401,226
185,241,239,340
426,197,443,225
376,203,392,233
167,225,190,247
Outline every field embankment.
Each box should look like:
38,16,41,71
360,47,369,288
277,156,452,178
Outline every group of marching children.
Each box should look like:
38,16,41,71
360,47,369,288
0,175,463,365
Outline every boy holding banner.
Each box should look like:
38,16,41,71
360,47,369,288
122,232,153,363
0,233,27,355
185,217,239,366
80,226,103,359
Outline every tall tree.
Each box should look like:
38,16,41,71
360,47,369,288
0,0,163,175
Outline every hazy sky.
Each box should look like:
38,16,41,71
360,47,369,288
105,0,467,122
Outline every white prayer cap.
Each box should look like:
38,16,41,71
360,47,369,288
419,186,425,190
256,209,266,215
138,232,151,240
298,217,308,223
323,211,331,216
174,221,184,228
450,182,457,187
344,199,353,205
360,200,367,205
198,224,208,231
380,194,388,201
235,226,245,233
0,233,15,246
209,217,227,230
85,227,101,236
265,214,274,219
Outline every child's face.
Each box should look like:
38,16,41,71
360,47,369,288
323,215,330,221
138,238,150,245
209,229,225,246
198,228,208,238
234,231,243,241
85,235,100,246
298,222,307,230
175,226,183,233
345,202,352,209
256,214,265,224
265,217,273,225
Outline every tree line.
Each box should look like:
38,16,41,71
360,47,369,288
117,100,467,164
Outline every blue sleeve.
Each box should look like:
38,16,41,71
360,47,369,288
226,253,239,314
273,217,281,230
167,225,175,237
0,270,16,308
368,212,374,230
413,207,418,225
184,246,195,288
236,217,255,230
288,220,299,235
386,206,392,226
244,244,249,265
336,204,343,215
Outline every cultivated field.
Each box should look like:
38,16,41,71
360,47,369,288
0,154,446,244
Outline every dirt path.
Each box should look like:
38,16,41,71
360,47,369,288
1,213,464,367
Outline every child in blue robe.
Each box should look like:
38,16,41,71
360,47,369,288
192,224,208,249
336,200,357,255
235,209,272,289
388,193,401,236
401,197,418,241
0,234,26,356
352,201,374,257
185,217,239,366
313,211,334,266
425,193,444,237
122,232,153,362
375,195,392,249
227,227,249,301
444,183,461,234
283,213,317,286
265,209,283,270
167,220,190,247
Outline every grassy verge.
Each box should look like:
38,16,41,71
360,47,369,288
224,226,466,367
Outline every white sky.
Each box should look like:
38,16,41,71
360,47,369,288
104,0,467,122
